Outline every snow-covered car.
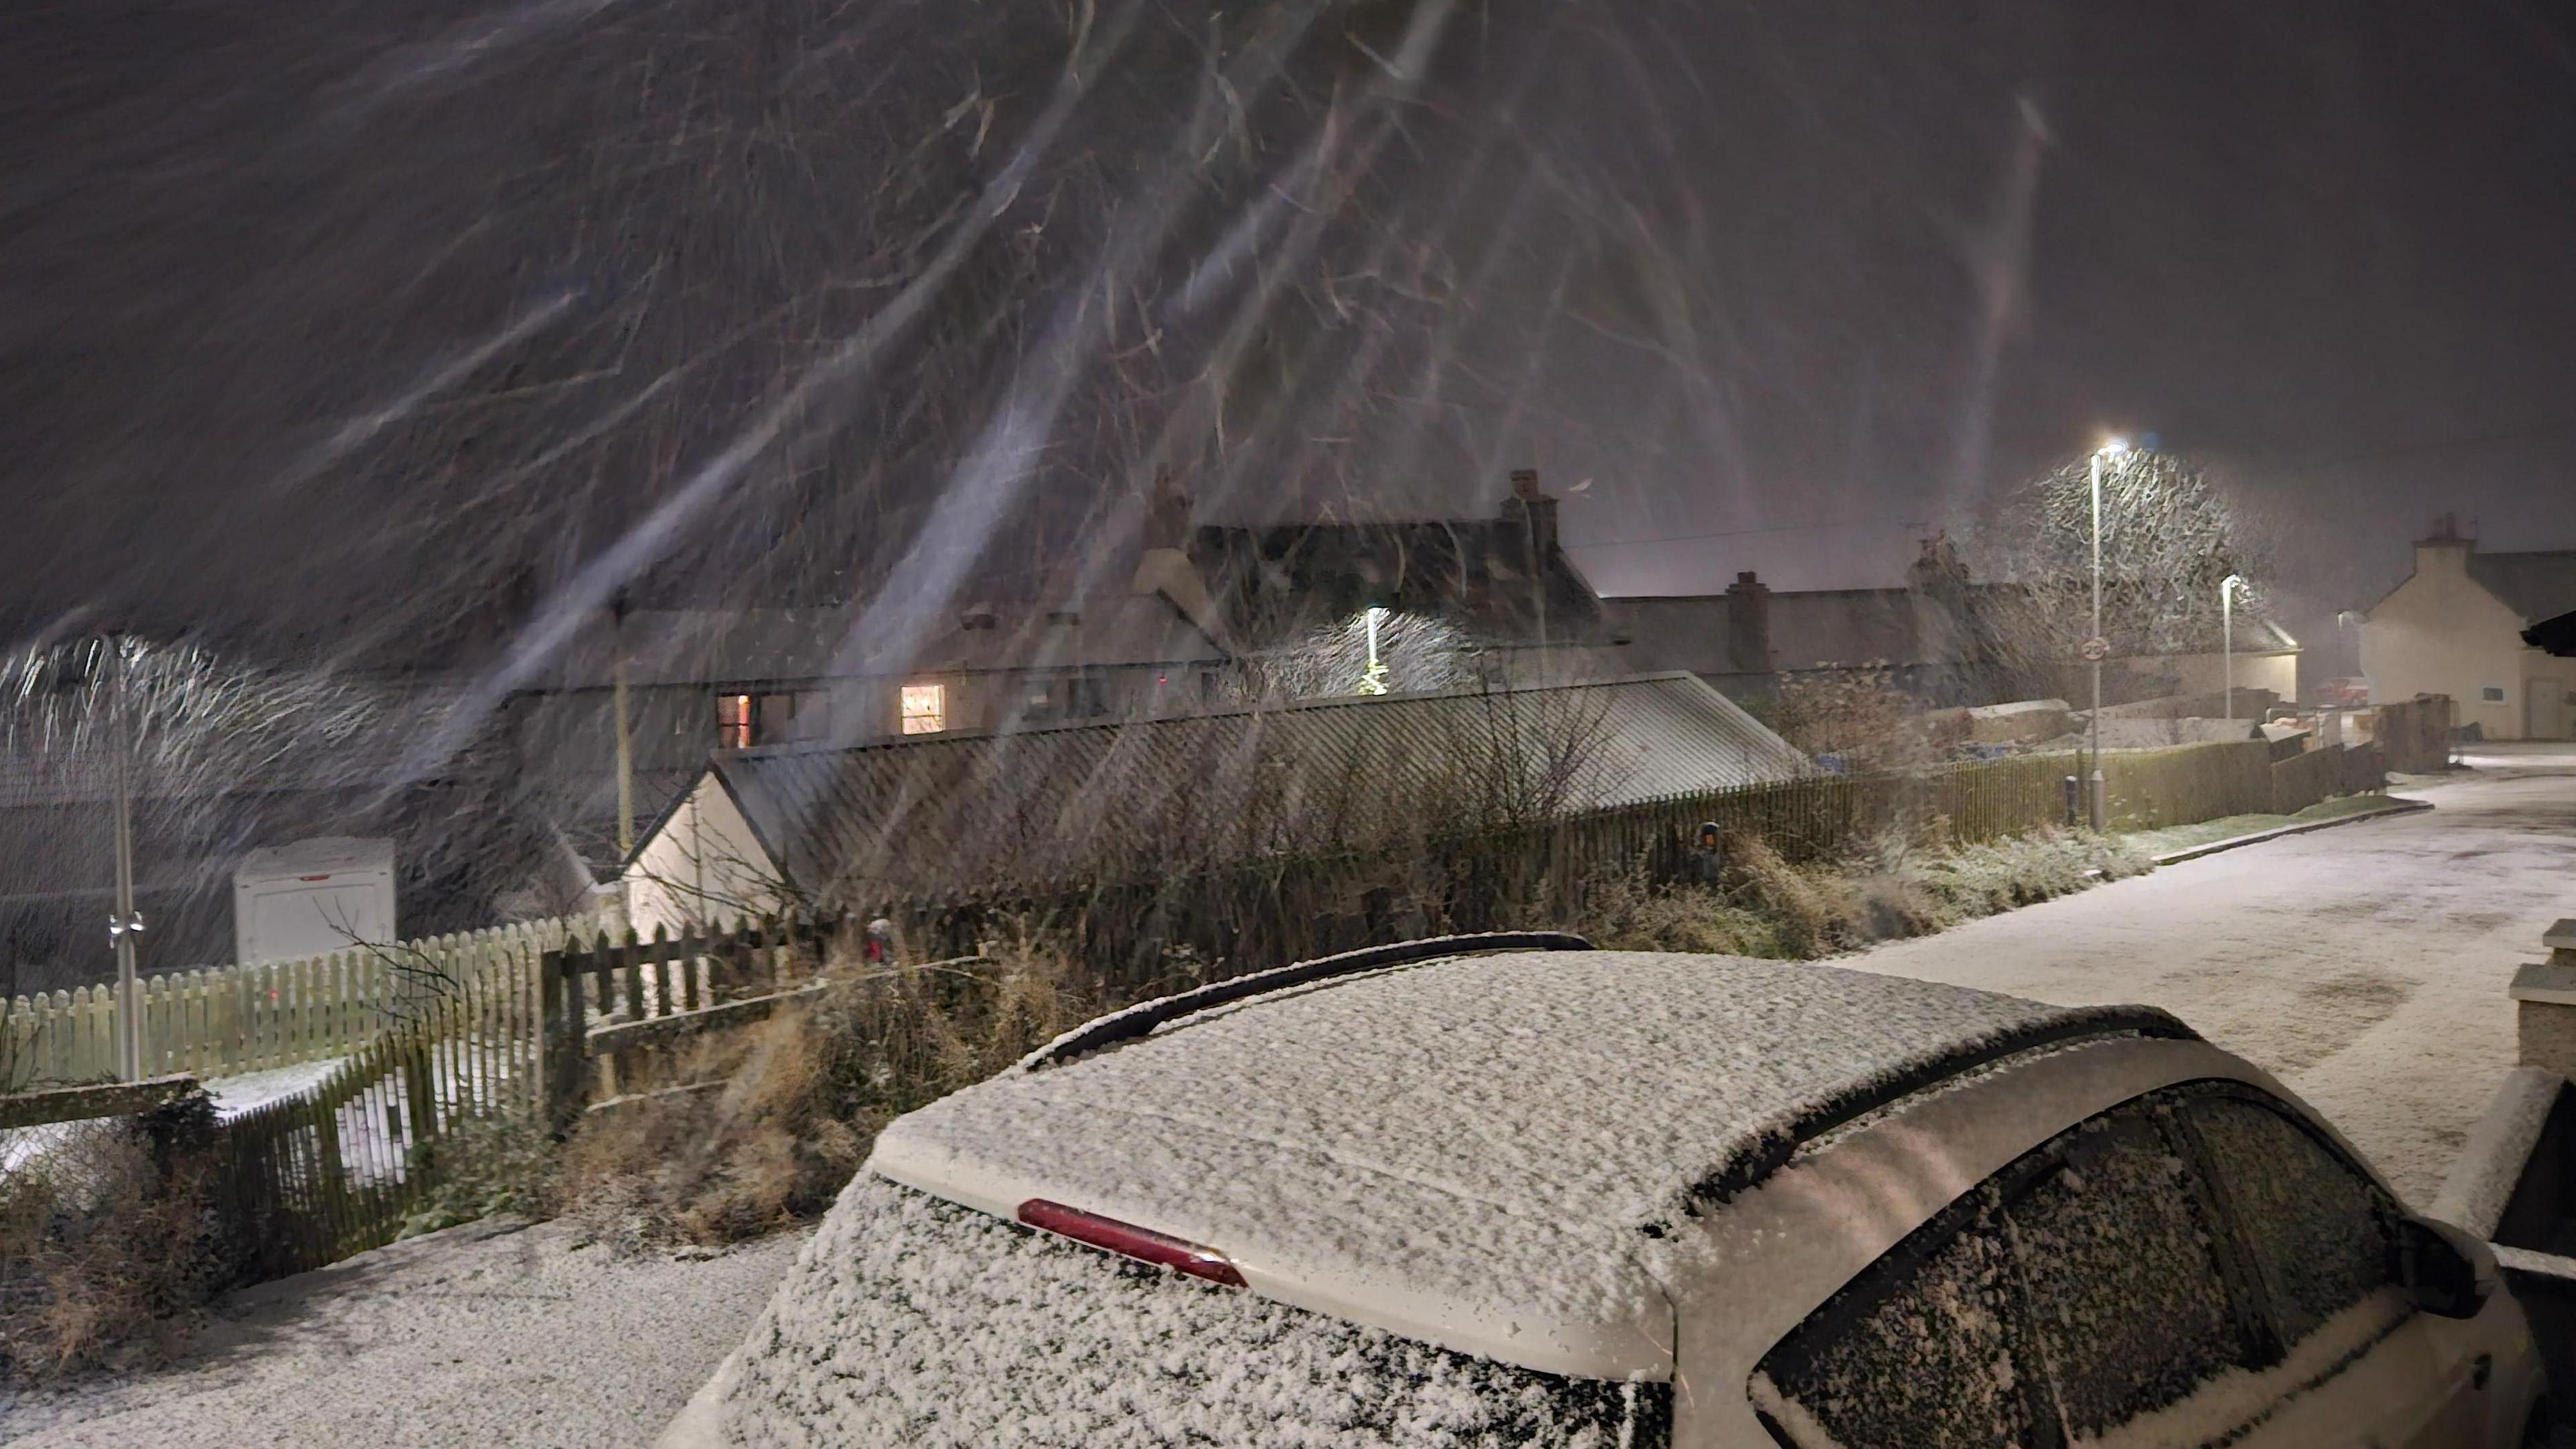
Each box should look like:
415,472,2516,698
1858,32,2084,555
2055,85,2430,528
664,936,2546,1448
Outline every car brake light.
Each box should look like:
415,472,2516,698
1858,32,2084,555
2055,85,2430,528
1016,1199,1246,1287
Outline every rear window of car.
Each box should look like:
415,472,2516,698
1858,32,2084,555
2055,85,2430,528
718,1175,1673,1448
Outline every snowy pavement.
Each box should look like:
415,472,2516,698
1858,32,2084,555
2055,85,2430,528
0,1219,813,1448
1845,744,2576,1207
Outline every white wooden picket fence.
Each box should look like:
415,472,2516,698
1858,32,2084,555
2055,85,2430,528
0,916,597,1089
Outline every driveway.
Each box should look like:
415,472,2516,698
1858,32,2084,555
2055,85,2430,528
1846,743,2576,1206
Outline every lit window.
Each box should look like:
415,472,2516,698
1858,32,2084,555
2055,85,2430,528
716,691,823,749
900,683,947,735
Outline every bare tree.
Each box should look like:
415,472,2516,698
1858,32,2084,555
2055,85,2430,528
1963,449,2271,698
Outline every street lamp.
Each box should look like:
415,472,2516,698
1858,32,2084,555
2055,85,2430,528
2086,437,2130,830
1358,606,1391,695
2221,574,2246,723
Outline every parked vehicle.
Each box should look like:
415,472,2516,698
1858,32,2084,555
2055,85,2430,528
666,936,2546,1448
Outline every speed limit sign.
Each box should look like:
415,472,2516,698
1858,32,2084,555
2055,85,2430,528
2079,637,2110,663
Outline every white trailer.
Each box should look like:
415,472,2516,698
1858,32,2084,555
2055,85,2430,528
233,837,398,966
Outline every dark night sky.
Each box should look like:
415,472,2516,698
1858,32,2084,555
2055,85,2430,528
5,0,2573,678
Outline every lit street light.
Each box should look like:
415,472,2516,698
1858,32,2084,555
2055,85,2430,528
2086,437,2130,830
2222,574,2246,723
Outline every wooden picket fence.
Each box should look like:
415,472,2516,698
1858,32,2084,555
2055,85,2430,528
198,933,562,1280
0,917,590,1092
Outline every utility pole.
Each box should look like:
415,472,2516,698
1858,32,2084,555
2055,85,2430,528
107,637,145,1082
2087,443,2127,830
612,589,635,861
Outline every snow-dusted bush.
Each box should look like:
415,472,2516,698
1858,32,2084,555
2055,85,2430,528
0,1091,233,1383
1574,826,2151,962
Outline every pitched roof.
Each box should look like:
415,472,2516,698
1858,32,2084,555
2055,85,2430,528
698,673,1809,904
2471,550,2576,624
870,948,2188,1377
1192,517,1609,649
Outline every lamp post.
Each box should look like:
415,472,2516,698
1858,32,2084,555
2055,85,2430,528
2221,574,2246,722
2086,438,2130,830
1358,606,1391,695
105,637,145,1082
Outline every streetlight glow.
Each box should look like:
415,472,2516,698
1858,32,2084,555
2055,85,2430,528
2098,437,2131,458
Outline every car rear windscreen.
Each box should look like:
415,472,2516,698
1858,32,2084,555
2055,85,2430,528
715,1175,1672,1448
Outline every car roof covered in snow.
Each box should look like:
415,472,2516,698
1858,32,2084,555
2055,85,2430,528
867,948,2192,1380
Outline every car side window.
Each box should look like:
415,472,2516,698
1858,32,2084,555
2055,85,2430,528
1752,1189,2044,1449
2002,1108,2253,1438
1753,1099,2260,1447
2184,1091,2397,1344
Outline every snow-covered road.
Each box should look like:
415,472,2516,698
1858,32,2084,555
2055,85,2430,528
1846,744,2576,1207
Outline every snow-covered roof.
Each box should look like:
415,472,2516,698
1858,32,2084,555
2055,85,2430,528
701,673,1810,904
869,949,2189,1379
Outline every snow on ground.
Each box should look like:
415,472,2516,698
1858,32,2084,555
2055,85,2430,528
3,1060,350,1178
1843,744,2576,1206
201,1059,343,1119
0,1218,812,1449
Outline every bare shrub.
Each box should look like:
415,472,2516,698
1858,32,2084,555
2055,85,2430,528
401,1111,559,1238
1573,863,1781,958
554,931,1093,1250
1901,828,2151,922
1768,665,1933,772
0,1093,230,1385
1575,824,2147,965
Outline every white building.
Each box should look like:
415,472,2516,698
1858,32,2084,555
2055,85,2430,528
2361,519,2576,741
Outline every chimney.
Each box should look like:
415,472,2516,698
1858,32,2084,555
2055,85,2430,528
1142,466,1193,552
1724,570,1772,675
1501,468,1558,563
2414,513,2472,575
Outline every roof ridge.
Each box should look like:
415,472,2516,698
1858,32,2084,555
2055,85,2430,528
718,672,1732,763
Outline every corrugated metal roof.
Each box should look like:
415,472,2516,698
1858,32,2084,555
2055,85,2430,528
697,673,1808,906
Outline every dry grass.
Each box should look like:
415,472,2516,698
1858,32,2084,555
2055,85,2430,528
1576,826,2150,962
0,1093,234,1385
546,932,1095,1251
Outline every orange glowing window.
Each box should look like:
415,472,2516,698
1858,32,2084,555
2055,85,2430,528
900,683,947,735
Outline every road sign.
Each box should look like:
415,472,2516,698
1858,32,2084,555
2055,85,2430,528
2079,637,2110,663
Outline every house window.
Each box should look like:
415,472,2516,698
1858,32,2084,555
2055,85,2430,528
900,683,948,735
1070,674,1108,718
716,691,824,749
2482,685,2507,703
